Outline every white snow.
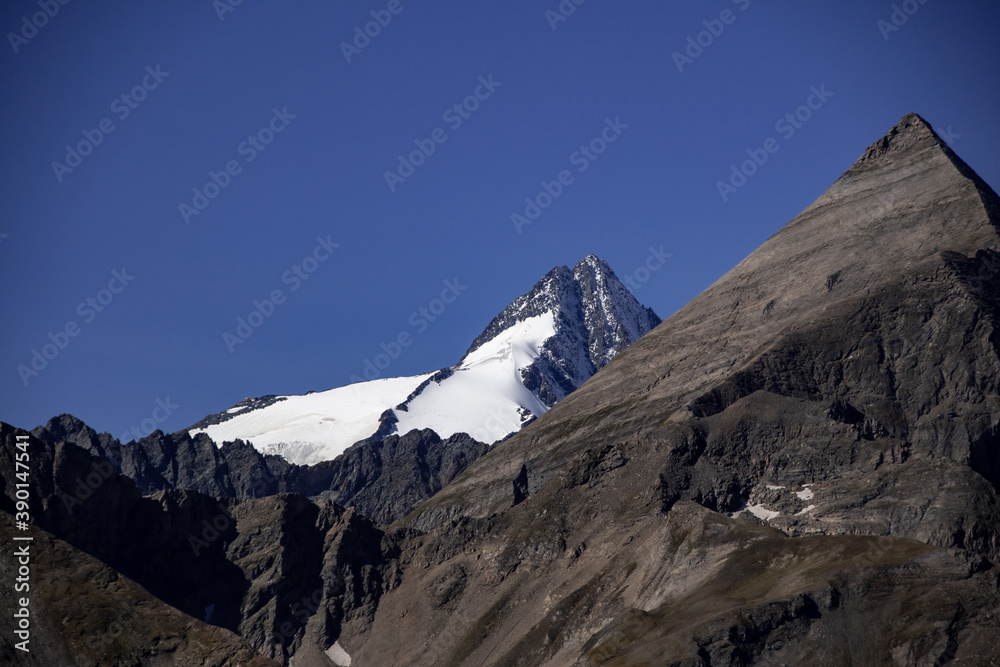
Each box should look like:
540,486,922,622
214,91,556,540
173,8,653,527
731,503,780,521
765,485,786,490
189,374,432,466
745,504,781,521
325,641,352,666
187,314,558,465
394,313,556,443
796,505,816,515
796,485,814,501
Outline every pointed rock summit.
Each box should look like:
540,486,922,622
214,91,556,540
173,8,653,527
459,254,661,406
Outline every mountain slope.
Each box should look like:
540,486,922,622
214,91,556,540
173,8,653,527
332,113,1000,664
411,113,1000,535
0,422,401,666
188,255,660,464
0,512,279,667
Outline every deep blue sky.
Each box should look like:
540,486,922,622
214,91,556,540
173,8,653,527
2,0,998,438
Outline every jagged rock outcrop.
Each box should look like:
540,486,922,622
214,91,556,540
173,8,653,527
313,429,489,525
32,414,487,525
460,254,662,408
0,423,400,664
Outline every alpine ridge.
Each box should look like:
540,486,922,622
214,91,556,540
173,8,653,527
188,254,660,465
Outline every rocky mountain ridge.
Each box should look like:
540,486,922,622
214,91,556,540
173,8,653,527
456,254,662,407
32,413,488,525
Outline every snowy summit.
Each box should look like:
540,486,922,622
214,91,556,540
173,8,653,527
188,255,661,465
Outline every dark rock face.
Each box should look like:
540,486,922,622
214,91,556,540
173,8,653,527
454,254,662,409
312,429,490,525
0,510,280,667
0,423,400,665
32,414,487,525
33,414,298,500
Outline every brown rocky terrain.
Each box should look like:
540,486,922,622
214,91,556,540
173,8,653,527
0,510,279,667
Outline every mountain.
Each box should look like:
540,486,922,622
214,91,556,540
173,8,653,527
32,413,489,525
368,112,1000,663
4,113,1000,666
413,112,1000,533
188,254,661,465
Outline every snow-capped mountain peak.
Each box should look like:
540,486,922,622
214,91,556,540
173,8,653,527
457,254,661,408
188,255,661,464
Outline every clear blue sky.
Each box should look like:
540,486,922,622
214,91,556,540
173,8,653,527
2,0,998,438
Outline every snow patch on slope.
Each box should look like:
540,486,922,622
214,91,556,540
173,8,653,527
746,504,780,521
325,641,352,666
732,503,781,521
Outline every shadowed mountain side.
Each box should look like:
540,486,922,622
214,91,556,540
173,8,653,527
0,423,402,665
0,512,280,667
32,414,488,525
